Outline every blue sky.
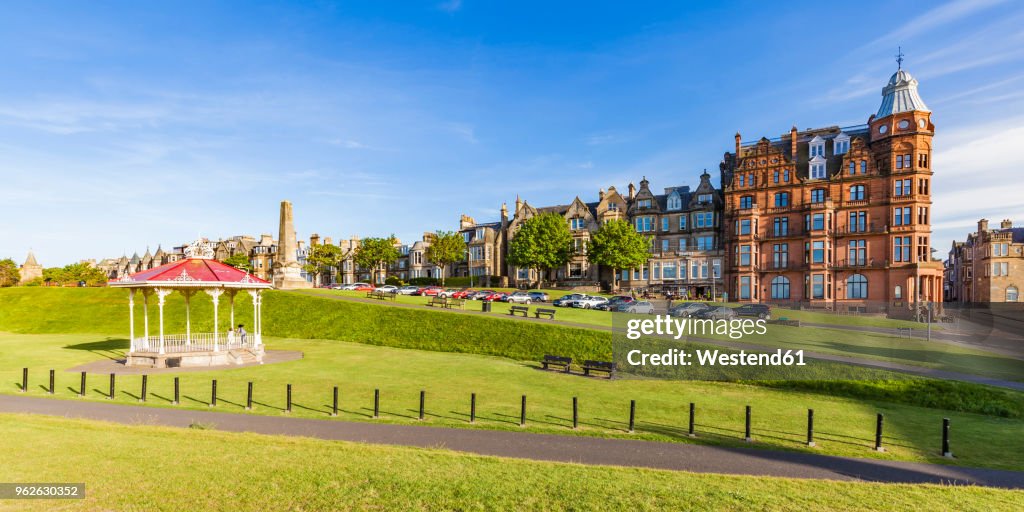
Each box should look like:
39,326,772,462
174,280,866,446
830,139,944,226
2,0,1023,266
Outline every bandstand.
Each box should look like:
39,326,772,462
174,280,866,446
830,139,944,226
109,240,273,368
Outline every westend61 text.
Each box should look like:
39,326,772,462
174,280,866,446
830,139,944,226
626,349,807,367
624,315,768,340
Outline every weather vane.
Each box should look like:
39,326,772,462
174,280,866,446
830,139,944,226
896,46,904,70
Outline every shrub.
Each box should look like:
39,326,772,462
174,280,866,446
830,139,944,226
384,276,404,286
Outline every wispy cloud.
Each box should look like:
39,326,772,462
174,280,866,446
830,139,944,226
437,0,462,14
447,122,478,144
866,0,1009,50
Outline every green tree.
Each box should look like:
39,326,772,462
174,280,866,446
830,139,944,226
424,230,466,286
587,219,650,291
222,253,253,273
354,235,400,285
303,244,343,286
0,258,19,287
507,213,573,289
42,262,108,287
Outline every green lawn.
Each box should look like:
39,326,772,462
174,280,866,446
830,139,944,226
3,332,1023,471
3,414,1019,512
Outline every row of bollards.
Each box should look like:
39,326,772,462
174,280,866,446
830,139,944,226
18,368,956,456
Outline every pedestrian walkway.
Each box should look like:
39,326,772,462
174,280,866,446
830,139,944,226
2,394,1022,489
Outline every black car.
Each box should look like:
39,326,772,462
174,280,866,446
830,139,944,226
735,304,771,320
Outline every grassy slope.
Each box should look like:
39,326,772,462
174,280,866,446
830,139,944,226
0,414,1020,512
0,287,1021,419
3,332,1024,471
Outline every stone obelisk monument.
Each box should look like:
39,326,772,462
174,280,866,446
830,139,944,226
272,200,313,289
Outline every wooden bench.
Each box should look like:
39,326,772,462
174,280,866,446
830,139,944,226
367,290,397,301
534,308,556,319
509,305,529,317
426,296,448,307
444,298,466,310
542,355,571,373
582,360,616,378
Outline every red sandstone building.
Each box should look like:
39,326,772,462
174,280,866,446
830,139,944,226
720,65,943,312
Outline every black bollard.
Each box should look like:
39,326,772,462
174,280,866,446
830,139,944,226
331,386,338,417
246,382,253,410
373,389,380,419
875,413,884,452
520,395,526,427
807,409,815,447
108,373,115,400
419,390,425,421
140,375,148,403
21,368,27,393
688,402,696,437
48,369,54,395
573,397,579,430
173,377,179,405
470,393,476,424
942,418,952,458
628,400,636,433
211,380,217,407
286,384,292,413
80,372,86,398
744,405,752,442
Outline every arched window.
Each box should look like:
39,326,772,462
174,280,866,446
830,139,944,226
894,285,902,299
849,185,866,201
771,276,790,299
847,274,868,299
1008,286,1019,302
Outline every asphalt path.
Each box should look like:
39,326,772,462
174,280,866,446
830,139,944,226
2,394,1022,489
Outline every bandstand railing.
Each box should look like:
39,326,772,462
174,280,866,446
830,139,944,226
131,333,262,354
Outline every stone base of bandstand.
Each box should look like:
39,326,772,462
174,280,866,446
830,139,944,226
126,346,265,369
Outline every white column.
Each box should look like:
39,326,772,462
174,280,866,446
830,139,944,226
230,291,236,330
247,289,261,348
184,290,192,345
156,288,171,355
256,291,262,345
143,290,150,346
206,289,224,352
128,289,136,353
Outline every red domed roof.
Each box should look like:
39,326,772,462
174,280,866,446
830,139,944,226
110,258,271,289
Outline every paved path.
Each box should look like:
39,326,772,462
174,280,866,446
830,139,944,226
3,394,1022,489
65,350,304,375
299,292,1024,390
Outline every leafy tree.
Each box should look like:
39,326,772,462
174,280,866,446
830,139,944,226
302,243,343,286
587,219,650,291
507,213,572,289
0,258,19,287
42,262,108,287
424,230,466,286
354,235,400,285
222,253,253,273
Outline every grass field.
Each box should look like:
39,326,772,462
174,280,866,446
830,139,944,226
3,332,1023,471
2,414,1019,511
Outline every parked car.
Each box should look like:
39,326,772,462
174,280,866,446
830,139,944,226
596,295,633,311
397,285,420,295
418,286,444,297
436,288,460,298
616,301,654,314
669,302,711,318
451,289,476,299
329,283,346,290
351,283,374,291
735,304,772,320
478,291,504,302
506,291,534,304
470,290,496,300
573,295,609,309
553,294,585,307
527,291,549,302
693,306,737,320
374,285,399,293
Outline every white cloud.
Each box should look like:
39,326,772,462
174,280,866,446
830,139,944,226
437,0,462,13
866,0,1009,50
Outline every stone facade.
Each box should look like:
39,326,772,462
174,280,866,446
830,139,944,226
945,219,1023,303
19,251,42,284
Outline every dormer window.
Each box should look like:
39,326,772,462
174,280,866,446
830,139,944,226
810,161,826,180
809,136,825,158
834,133,850,155
666,192,682,211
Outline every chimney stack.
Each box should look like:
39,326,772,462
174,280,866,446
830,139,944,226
501,202,508,223
628,182,636,201
310,233,320,246
734,132,742,156
598,188,605,201
790,126,798,159
1001,219,1013,229
978,219,989,233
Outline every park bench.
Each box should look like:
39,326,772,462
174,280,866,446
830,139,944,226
534,308,556,320
582,360,616,379
367,290,397,301
509,305,529,317
427,296,448,307
542,355,572,373
444,298,466,310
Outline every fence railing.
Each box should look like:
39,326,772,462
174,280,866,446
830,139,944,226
131,333,260,354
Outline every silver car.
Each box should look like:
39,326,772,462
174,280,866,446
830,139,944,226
506,291,534,304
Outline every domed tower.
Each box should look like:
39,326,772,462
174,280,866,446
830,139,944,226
867,55,941,305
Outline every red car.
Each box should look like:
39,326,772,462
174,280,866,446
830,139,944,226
418,286,444,297
479,291,504,302
451,289,476,299
352,283,374,292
